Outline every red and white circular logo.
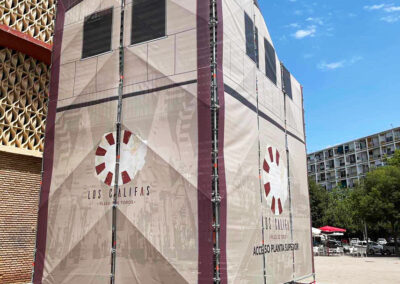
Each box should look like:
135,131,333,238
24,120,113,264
94,130,147,186
262,145,288,215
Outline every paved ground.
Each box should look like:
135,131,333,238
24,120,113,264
304,255,400,284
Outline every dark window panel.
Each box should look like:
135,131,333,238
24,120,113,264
131,0,166,45
255,27,259,68
264,38,276,84
245,13,256,63
82,8,113,59
281,64,292,99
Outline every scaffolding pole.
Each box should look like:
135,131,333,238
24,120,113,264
252,10,268,284
110,1,126,283
210,0,221,282
281,63,296,281
31,0,59,281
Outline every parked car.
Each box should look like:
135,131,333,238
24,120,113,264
377,238,387,245
359,241,367,246
388,238,400,243
367,242,383,255
383,242,398,255
350,238,360,246
342,244,351,253
326,240,342,248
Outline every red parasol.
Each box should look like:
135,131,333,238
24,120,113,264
319,226,346,233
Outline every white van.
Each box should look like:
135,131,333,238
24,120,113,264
350,238,360,246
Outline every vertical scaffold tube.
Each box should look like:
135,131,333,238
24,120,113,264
281,63,296,281
110,1,125,283
31,1,58,281
210,0,220,283
253,11,268,284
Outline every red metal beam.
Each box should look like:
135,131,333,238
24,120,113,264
0,24,52,65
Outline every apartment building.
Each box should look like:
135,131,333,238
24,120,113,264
307,127,400,190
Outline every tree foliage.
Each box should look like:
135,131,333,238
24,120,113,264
352,165,400,253
357,166,400,227
323,187,360,234
387,149,400,167
308,178,329,228
308,149,400,254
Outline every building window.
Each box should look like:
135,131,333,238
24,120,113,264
255,27,259,68
281,64,292,99
131,0,166,45
245,13,258,66
82,8,113,59
264,38,276,84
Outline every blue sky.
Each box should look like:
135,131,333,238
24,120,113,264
259,0,400,153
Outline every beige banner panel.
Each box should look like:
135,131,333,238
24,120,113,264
43,102,116,283
222,0,313,283
224,85,264,283
36,0,312,283
285,75,305,140
259,112,294,284
115,0,199,282
41,0,121,282
287,135,313,280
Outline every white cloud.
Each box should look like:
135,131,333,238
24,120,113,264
381,15,400,22
279,35,288,41
318,61,345,70
286,23,300,28
350,56,363,64
293,26,316,39
364,4,385,10
317,56,363,71
384,6,400,12
306,17,324,25
364,3,400,12
364,4,400,23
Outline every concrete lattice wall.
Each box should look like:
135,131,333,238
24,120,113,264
0,1,54,283
0,47,50,154
0,0,55,44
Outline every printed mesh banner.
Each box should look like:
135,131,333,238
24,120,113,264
34,0,313,283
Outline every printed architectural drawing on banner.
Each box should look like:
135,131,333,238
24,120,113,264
32,0,313,283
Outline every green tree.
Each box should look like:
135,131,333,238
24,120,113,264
308,178,329,228
308,149,400,244
323,187,359,234
352,166,400,254
387,149,400,167
349,185,375,238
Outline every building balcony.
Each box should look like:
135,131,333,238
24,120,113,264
327,175,336,181
367,143,380,149
370,155,381,161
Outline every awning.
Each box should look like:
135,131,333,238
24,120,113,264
319,226,346,233
312,227,321,236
